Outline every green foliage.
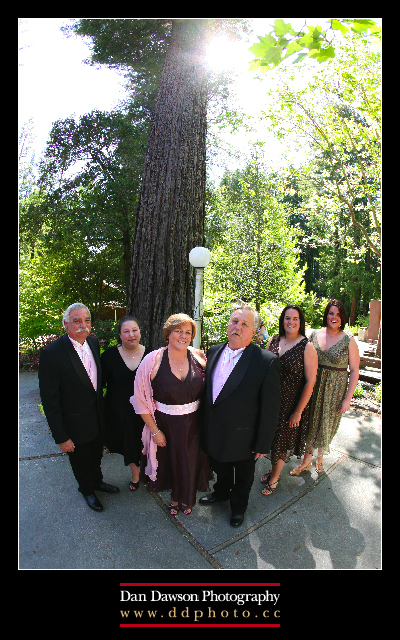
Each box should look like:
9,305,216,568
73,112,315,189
19,119,37,200
356,314,370,328
20,109,143,326
19,188,49,258
19,219,126,347
261,36,381,264
353,382,365,398
344,323,359,336
19,253,68,343
301,292,330,327
249,18,381,71
203,161,306,343
19,18,381,352
253,35,381,317
63,18,170,132
257,301,285,338
91,319,118,350
38,111,143,271
66,18,171,72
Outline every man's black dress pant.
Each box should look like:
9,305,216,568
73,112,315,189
210,456,256,515
67,430,104,496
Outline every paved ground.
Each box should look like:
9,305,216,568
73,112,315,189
19,371,381,570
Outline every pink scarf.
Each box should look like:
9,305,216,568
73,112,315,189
130,346,205,481
130,347,167,481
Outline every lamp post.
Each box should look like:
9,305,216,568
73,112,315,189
189,246,211,349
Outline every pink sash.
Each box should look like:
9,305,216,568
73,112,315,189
154,399,200,415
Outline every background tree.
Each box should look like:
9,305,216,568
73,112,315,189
65,18,171,132
20,19,380,353
280,167,321,294
204,159,305,342
258,34,380,322
19,119,37,200
38,109,145,297
295,157,381,322
19,241,66,344
125,19,209,348
20,108,143,339
69,18,250,349
262,36,381,260
19,185,127,339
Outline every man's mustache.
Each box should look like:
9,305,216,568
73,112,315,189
76,327,90,333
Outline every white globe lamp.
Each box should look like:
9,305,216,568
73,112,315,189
189,247,211,348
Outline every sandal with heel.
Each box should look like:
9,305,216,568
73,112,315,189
261,480,278,496
261,470,272,484
181,503,192,515
290,463,311,476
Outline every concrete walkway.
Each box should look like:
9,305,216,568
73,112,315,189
19,371,381,570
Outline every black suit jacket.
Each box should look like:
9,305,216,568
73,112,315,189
38,334,105,445
202,342,280,462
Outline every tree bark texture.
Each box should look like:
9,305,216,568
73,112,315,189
127,19,208,349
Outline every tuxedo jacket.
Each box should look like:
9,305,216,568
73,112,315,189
202,342,280,462
38,334,105,445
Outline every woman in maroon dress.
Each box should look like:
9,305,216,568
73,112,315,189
131,314,212,515
261,305,318,496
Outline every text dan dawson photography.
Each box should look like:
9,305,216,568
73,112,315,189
119,583,281,627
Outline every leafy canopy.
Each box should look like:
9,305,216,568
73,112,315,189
258,33,381,264
249,18,381,70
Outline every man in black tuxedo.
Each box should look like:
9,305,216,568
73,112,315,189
38,303,119,512
199,304,280,527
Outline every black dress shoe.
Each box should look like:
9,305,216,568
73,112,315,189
84,494,104,512
230,513,244,527
198,492,227,505
96,482,120,493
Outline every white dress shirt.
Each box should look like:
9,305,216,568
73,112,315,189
212,344,245,403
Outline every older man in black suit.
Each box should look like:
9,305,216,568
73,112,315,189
38,302,119,512
199,304,280,527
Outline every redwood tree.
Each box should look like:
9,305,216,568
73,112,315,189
68,18,248,347
126,19,209,348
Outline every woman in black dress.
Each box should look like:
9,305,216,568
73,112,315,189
101,316,149,491
261,305,318,496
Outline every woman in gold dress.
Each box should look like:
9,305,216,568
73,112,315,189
291,300,359,476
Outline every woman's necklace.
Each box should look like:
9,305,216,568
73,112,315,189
282,333,300,346
168,351,187,372
326,327,340,338
120,344,141,359
324,327,341,347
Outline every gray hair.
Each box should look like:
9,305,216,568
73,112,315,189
231,303,260,331
62,303,91,325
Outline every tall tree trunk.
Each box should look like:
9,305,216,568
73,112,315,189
350,295,357,326
127,19,208,349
